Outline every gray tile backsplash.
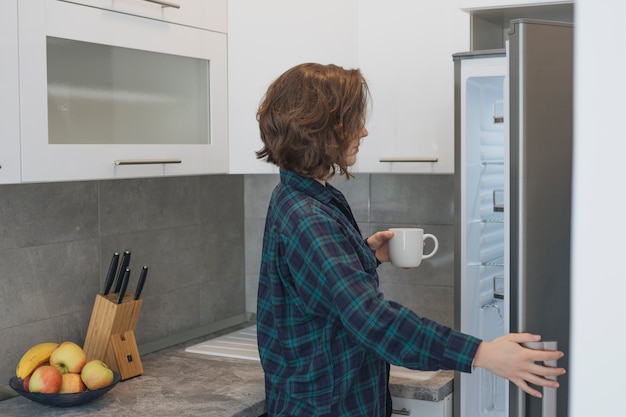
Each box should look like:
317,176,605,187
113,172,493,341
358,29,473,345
244,173,456,327
0,175,245,385
0,172,455,385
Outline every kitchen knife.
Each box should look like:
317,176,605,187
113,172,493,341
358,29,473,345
102,252,120,295
113,250,131,293
116,268,131,304
134,266,148,300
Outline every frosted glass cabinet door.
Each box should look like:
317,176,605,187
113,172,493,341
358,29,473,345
0,0,21,184
18,0,228,182
46,37,210,146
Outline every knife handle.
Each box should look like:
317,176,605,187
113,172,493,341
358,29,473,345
103,252,120,295
114,250,131,293
116,268,130,304
134,266,148,300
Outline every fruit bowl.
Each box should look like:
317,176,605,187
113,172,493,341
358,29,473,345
8,371,120,407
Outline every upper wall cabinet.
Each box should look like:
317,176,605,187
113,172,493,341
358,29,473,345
16,0,228,183
458,0,572,10
228,0,468,174
0,0,21,184
62,0,227,33
228,0,359,174
355,0,469,174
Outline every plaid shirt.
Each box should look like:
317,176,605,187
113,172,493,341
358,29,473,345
257,169,481,417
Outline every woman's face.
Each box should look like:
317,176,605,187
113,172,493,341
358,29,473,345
346,126,369,167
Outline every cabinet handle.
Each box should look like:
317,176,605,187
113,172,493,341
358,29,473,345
115,159,182,165
391,408,411,416
141,0,181,9
379,157,438,163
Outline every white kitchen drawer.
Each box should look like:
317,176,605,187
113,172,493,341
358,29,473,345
391,394,453,417
59,0,227,32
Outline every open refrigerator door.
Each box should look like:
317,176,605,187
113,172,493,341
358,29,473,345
454,51,508,417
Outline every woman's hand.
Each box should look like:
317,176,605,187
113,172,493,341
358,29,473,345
366,230,395,263
473,333,566,398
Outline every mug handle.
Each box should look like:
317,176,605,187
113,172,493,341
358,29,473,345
422,234,439,259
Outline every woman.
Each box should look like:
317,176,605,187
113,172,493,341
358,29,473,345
255,63,565,417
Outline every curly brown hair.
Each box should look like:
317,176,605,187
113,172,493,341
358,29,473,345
256,63,370,180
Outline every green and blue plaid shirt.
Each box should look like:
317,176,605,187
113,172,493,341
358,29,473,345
257,169,481,416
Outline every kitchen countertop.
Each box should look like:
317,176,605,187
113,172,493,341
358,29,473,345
0,324,454,417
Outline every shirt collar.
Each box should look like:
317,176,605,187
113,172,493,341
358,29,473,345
280,168,334,204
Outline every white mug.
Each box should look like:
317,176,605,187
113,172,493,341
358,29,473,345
388,228,439,268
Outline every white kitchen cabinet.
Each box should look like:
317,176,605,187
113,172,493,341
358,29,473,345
355,0,469,173
391,394,453,417
62,0,227,33
17,0,228,182
228,0,359,174
458,0,572,11
0,0,21,184
228,0,468,174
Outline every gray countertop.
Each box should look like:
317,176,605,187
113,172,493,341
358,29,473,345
0,327,454,417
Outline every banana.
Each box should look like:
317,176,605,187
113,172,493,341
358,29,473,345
15,342,59,379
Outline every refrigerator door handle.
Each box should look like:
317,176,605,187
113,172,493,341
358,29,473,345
523,341,558,417
542,341,558,417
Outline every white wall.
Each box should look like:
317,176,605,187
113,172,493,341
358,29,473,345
570,1,626,416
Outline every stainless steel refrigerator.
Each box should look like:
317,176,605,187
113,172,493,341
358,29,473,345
453,19,573,417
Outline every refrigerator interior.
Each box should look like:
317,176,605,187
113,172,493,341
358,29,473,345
458,54,508,417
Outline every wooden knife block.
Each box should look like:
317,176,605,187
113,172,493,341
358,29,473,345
83,293,143,380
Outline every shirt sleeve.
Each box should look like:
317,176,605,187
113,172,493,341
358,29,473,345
286,210,481,373
363,238,382,266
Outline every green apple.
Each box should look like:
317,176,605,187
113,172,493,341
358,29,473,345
29,365,62,393
81,360,114,390
59,372,86,393
50,341,87,374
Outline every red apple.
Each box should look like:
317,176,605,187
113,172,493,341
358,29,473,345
28,365,62,393
59,372,86,394
50,341,86,374
81,360,114,390
23,375,31,392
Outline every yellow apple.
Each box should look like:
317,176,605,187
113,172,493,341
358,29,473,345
29,365,62,393
50,341,87,374
81,360,114,390
59,372,86,393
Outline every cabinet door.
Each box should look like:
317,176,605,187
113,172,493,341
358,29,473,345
0,0,21,184
61,0,227,32
355,0,469,174
457,0,572,11
18,0,227,182
228,0,359,174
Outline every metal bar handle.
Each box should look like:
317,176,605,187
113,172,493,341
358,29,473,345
115,159,182,166
379,157,439,163
522,341,558,417
391,408,411,416
542,341,558,417
141,0,181,9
